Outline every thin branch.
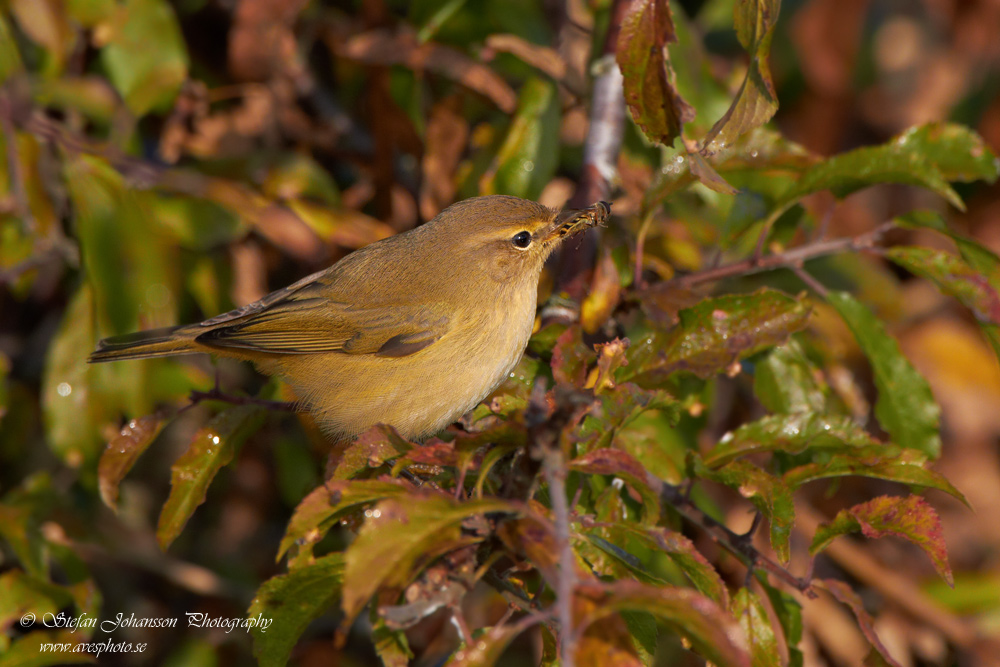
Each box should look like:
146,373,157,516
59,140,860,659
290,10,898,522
188,388,299,412
647,472,815,595
543,445,578,667
792,265,830,298
669,221,896,289
550,0,628,312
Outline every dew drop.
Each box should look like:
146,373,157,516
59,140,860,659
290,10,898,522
521,159,535,172
57,382,72,397
212,435,220,445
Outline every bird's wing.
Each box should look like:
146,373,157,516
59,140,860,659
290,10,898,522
193,293,451,357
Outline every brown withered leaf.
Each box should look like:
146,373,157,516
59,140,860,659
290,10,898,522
330,27,516,113
229,0,309,82
419,97,468,220
484,34,578,94
634,282,701,329
496,511,560,584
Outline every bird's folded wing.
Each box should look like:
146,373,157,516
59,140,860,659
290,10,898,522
193,298,451,357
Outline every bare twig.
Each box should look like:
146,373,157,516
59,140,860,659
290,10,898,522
550,0,628,311
669,221,896,289
188,388,299,412
792,265,830,298
542,445,578,667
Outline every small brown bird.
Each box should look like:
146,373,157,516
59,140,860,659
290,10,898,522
90,195,610,440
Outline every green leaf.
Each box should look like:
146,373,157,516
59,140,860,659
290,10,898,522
753,340,828,414
810,495,952,585
0,14,25,83
885,246,1000,324
100,0,188,116
157,405,266,549
480,76,560,200
702,0,780,152
757,578,803,666
0,502,47,583
687,150,739,195
781,123,998,211
617,0,694,147
624,288,811,382
826,291,942,458
248,553,345,667
341,494,518,625
731,588,781,667
97,413,165,510
704,413,877,468
327,425,415,481
373,617,413,667
581,523,728,604
894,211,1000,362
899,123,998,184
577,580,750,667
278,479,412,560
41,284,141,466
0,633,97,666
782,446,967,505
569,448,660,524
572,383,679,454
690,457,795,563
0,570,68,633
67,154,178,336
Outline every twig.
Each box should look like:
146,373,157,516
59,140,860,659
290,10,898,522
550,0,628,310
648,473,815,595
792,265,829,298
543,444,578,667
188,388,299,412
669,221,895,289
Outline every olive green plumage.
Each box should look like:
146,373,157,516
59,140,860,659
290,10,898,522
90,195,609,439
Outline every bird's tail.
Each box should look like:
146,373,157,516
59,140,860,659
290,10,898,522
89,326,197,362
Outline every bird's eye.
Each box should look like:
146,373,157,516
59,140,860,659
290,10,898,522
511,231,532,249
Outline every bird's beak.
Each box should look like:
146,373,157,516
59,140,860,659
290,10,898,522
542,200,612,243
